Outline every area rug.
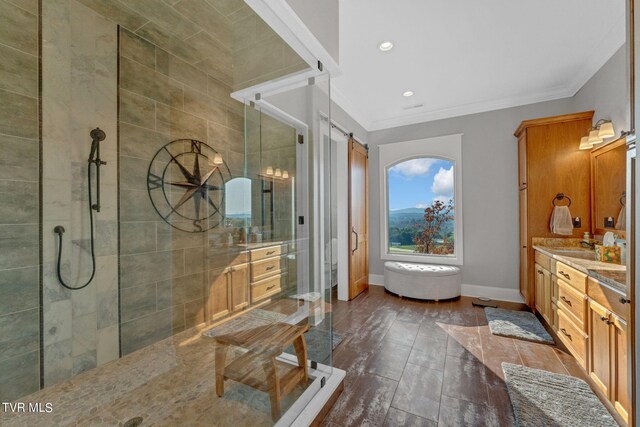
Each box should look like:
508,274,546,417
485,307,554,344
502,363,617,427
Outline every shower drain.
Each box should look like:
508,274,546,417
124,416,143,427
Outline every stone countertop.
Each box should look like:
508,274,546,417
532,245,626,294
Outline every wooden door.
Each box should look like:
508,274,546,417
210,268,230,321
541,268,551,323
518,133,527,190
588,299,612,396
519,189,529,304
348,138,368,300
534,264,544,315
230,263,249,311
611,314,630,423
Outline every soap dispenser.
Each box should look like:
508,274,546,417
582,232,590,243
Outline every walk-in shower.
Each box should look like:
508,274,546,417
0,0,336,425
53,128,107,290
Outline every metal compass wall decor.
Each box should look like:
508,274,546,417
147,139,231,233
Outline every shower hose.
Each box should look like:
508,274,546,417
54,161,97,290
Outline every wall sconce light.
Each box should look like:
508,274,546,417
579,119,616,150
597,120,615,139
282,170,289,179
213,153,223,165
275,168,282,177
579,136,592,150
266,166,274,175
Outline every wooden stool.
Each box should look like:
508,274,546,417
211,323,309,420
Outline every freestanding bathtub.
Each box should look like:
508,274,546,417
383,261,461,300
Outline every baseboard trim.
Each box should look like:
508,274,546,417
368,274,384,286
369,275,523,304
461,284,524,303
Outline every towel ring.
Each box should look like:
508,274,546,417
620,192,626,207
552,193,571,207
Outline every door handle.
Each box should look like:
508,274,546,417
352,227,359,254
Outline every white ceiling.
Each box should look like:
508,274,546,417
332,0,626,131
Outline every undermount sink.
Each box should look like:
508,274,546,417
552,249,596,260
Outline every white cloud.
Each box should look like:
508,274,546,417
389,158,437,179
431,166,454,195
414,203,429,209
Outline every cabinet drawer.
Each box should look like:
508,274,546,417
557,279,587,327
553,262,587,293
557,309,588,368
251,255,287,282
587,277,627,320
251,244,287,262
251,274,283,303
535,251,552,272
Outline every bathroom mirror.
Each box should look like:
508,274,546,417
590,137,627,237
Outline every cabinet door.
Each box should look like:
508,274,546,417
534,263,544,315
230,263,249,312
210,269,230,321
541,268,551,323
519,190,529,305
518,133,527,189
611,315,629,423
587,299,611,396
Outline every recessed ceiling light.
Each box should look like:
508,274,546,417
378,41,393,51
403,90,414,97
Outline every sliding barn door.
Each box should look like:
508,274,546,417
349,138,369,300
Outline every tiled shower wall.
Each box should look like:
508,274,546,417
118,28,249,354
41,0,119,386
0,0,40,401
0,0,311,401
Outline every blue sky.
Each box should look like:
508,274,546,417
388,158,454,211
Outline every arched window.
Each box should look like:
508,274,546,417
387,157,455,256
379,134,463,265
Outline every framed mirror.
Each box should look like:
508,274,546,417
590,137,627,237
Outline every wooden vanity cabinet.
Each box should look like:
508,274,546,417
611,315,630,423
210,264,250,321
588,299,612,396
534,263,552,324
586,299,630,423
515,111,594,306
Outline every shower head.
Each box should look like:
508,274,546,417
90,127,106,143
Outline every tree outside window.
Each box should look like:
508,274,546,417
387,158,455,256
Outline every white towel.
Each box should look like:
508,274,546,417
550,205,573,235
615,205,626,230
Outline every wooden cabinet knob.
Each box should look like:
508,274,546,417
619,297,631,304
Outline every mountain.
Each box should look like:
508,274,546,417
389,207,425,215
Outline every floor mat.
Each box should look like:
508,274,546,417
485,307,554,344
502,363,617,427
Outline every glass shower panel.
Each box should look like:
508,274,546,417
0,0,336,424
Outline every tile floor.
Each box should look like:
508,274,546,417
322,285,620,426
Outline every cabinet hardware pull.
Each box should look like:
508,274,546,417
537,270,543,274
266,266,275,271
600,315,608,322
560,296,572,306
560,328,571,339
558,271,570,280
266,285,275,291
266,250,276,255
619,297,631,304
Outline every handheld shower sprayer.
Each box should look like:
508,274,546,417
53,128,106,290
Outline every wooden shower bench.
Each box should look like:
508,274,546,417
211,322,310,420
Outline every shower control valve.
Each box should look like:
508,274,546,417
53,225,66,235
